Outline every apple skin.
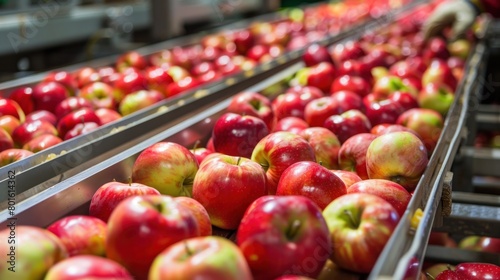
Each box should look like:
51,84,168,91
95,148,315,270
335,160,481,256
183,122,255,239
372,76,416,98
0,148,34,167
436,263,500,280
237,195,332,280
251,131,316,195
57,108,101,140
192,153,267,230
274,116,310,134
0,128,14,152
0,226,68,280
299,127,341,170
389,90,419,111
0,98,25,123
119,90,164,116
306,62,337,93
47,215,107,257
45,255,133,280
0,115,21,135
329,90,365,113
303,43,334,67
331,170,362,189
54,97,93,119
89,180,161,222
149,236,252,280
112,70,148,103
323,109,372,144
330,75,371,98
22,134,62,152
331,40,366,66
366,131,429,192
458,236,500,254
422,37,450,65
106,195,200,279
227,91,275,131
425,263,455,279
322,193,400,274
25,110,57,127
233,29,255,55
304,96,341,127
276,161,346,210
347,179,411,217
73,67,101,88
116,51,148,72
132,142,199,197
63,122,100,140
9,86,34,115
12,119,58,147
273,87,323,121
166,76,201,98
95,108,122,125
32,81,69,114
418,82,454,116
371,124,421,139
78,82,116,110
43,70,78,96
422,59,457,91
396,108,444,154
212,113,269,158
338,133,378,179
174,197,212,236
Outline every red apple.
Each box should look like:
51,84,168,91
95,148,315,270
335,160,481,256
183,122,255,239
330,41,365,65
32,81,69,114
418,82,454,116
63,122,100,140
363,93,405,126
389,90,419,111
422,37,450,64
397,108,444,154
366,131,429,192
251,131,316,195
304,96,341,127
0,128,14,152
422,59,457,91
116,51,148,72
97,66,117,84
0,98,25,123
9,86,34,115
45,255,133,280
166,76,200,98
371,124,420,139
372,76,416,98
303,43,334,67
173,197,212,236
458,236,500,254
192,153,267,230
73,67,101,88
330,90,364,113
57,108,101,140
149,236,252,280
338,133,378,179
323,109,372,144
233,29,255,55
330,75,371,97
106,195,200,279
131,142,199,196
112,70,148,103
54,97,93,119
23,134,62,152
47,215,107,257
435,263,500,280
119,90,164,116
95,108,122,125
79,82,116,109
212,112,269,158
25,110,58,126
237,195,331,280
43,71,78,96
306,62,336,93
322,193,400,273
227,91,275,131
0,115,20,135
12,119,58,147
274,116,309,134
0,148,34,166
246,44,270,61
299,127,341,170
273,90,320,121
89,180,161,222
331,170,362,188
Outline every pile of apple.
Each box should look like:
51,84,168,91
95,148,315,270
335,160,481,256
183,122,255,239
0,1,375,168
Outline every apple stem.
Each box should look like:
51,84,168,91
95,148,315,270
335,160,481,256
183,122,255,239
127,177,132,186
318,161,323,166
192,140,200,150
184,241,193,256
286,219,302,240
425,272,435,280
343,209,359,228
236,157,242,165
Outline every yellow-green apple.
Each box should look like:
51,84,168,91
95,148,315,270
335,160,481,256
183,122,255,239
112,70,148,103
323,109,372,144
425,263,454,279
227,91,275,131
54,97,93,119
338,133,378,179
366,131,429,192
0,148,34,167
43,70,78,96
347,179,411,217
47,215,107,257
212,113,269,158
106,195,200,279
236,195,331,280
306,62,337,93
274,116,309,134
396,108,444,154
322,193,400,273
132,142,199,196
95,108,122,125
79,82,116,109
149,236,252,280
0,98,25,123
0,115,20,135
57,108,101,140
89,180,161,222
174,197,212,236
192,154,267,230
372,76,417,98
45,255,133,280
447,39,471,60
303,43,334,67
304,96,341,127
9,86,34,115
276,161,346,210
32,81,69,114
0,128,14,152
0,226,67,280
116,51,148,72
25,110,57,126
119,90,164,116
330,74,371,97
12,119,58,147
251,131,316,195
458,236,500,254
418,82,454,116
422,59,457,91
166,65,191,82
331,170,362,188
22,134,62,152
435,263,500,280
299,127,341,170
73,67,101,88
